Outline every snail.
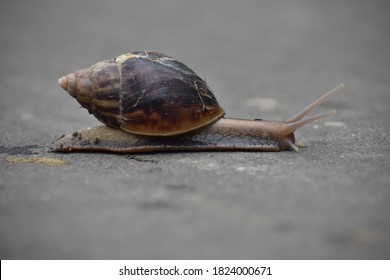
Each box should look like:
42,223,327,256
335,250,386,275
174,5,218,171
50,50,343,153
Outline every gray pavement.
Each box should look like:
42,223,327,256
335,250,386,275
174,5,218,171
0,0,389,259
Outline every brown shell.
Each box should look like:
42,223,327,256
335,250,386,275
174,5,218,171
58,50,225,136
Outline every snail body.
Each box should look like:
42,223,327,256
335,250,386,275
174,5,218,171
51,50,343,153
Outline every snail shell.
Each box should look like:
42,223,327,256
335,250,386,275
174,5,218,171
58,50,224,136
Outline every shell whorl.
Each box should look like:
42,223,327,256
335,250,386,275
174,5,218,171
58,51,224,136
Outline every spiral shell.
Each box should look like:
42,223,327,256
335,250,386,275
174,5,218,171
58,51,224,136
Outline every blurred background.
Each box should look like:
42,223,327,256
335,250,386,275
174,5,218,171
0,0,389,259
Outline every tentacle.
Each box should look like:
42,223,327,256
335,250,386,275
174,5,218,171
283,110,337,135
285,139,300,152
285,83,344,123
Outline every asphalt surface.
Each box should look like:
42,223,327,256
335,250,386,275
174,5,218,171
1,0,389,259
